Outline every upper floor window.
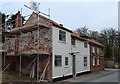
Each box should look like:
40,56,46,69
71,37,75,46
92,47,95,53
84,41,88,48
65,57,69,66
55,55,62,67
97,48,99,54
59,30,66,42
84,57,87,66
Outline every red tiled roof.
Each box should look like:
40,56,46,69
87,38,104,47
33,12,72,32
72,33,85,41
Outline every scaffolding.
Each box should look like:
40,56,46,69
2,7,52,82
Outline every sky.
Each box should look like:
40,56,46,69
0,1,118,32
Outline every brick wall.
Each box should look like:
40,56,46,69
5,54,52,80
90,45,104,72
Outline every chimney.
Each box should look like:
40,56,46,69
60,24,63,26
15,11,22,28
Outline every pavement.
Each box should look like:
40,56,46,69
59,68,119,82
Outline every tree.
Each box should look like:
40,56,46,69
74,26,89,36
7,12,25,29
74,27,119,62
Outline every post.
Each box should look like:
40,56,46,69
4,54,6,69
112,47,114,68
19,55,21,77
37,12,40,82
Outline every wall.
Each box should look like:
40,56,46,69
52,26,72,79
6,13,52,55
90,45,104,72
72,38,90,74
5,54,52,80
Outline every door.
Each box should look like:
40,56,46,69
72,55,76,76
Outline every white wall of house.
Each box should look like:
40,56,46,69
52,26,90,79
72,38,90,74
52,26,73,79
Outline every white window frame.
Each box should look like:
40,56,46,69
71,37,75,46
84,41,88,48
59,30,66,42
93,57,95,66
84,57,87,66
97,48,99,54
92,47,95,53
65,57,69,66
55,55,62,67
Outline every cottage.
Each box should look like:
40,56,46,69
88,39,104,72
81,36,104,72
3,11,104,82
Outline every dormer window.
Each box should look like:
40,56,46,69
59,30,66,42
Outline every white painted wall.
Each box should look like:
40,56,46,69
72,39,90,75
52,26,90,79
52,26,72,78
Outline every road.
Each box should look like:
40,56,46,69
83,69,118,82
60,69,119,83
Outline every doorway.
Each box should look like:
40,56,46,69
72,55,76,76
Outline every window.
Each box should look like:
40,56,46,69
59,30,66,42
97,48,99,54
93,57,95,66
55,55,62,67
65,57,68,66
97,58,99,65
84,41,88,48
71,37,75,46
84,57,87,66
92,47,95,53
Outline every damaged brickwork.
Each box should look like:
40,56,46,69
4,12,53,81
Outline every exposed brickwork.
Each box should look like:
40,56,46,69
5,54,52,81
90,45,104,72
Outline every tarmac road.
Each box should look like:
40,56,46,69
60,69,119,83
83,69,119,82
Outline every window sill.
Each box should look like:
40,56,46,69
84,66,88,67
72,45,76,48
59,40,67,44
55,66,62,68
64,66,69,68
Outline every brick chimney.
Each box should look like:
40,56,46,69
15,11,22,28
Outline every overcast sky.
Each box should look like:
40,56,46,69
0,2,118,32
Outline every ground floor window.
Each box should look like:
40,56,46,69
65,57,68,66
93,57,95,66
84,57,87,66
55,55,62,67
97,58,99,65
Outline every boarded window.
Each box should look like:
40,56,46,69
59,30,66,42
55,55,62,67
